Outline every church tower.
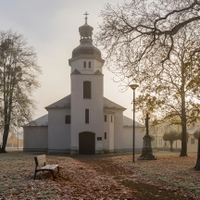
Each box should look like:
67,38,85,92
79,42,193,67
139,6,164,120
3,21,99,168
68,13,105,154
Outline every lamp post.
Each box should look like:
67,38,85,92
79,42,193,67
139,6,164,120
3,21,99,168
129,84,139,162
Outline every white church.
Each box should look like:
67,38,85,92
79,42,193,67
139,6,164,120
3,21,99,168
23,16,144,154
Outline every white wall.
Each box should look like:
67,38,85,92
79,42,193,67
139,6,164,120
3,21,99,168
113,110,124,152
23,126,48,151
108,114,115,151
71,73,104,152
123,126,145,151
48,108,70,152
70,57,103,74
103,112,114,151
187,136,197,153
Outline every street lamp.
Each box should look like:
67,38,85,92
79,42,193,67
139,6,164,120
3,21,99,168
129,83,139,162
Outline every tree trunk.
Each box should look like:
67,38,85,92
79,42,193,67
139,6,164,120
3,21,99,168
1,124,9,153
194,137,200,170
1,67,14,153
170,141,173,152
180,117,187,156
180,68,187,157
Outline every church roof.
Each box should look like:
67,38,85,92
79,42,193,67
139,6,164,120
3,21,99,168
72,43,102,60
123,116,144,127
24,96,129,126
71,69,81,74
25,95,145,127
45,95,71,109
94,70,103,75
103,97,126,110
23,114,48,126
45,95,126,110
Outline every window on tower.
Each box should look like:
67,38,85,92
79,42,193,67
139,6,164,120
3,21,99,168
85,109,89,123
83,81,91,99
84,61,86,68
88,61,91,68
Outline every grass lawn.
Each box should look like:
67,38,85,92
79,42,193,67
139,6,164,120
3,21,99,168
0,151,199,199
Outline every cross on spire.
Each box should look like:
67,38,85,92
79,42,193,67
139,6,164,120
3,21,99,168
84,12,89,24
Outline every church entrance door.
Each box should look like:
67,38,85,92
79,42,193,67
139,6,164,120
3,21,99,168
79,132,95,154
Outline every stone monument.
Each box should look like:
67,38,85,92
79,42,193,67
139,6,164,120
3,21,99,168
138,113,156,160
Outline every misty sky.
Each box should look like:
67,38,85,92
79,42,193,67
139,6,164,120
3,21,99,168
0,0,136,120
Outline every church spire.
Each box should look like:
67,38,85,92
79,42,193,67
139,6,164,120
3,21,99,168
69,13,104,65
79,12,93,44
84,12,89,24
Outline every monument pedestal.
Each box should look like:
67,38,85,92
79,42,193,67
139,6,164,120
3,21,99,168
138,135,156,160
138,114,156,160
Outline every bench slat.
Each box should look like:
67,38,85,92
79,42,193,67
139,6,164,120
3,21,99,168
42,164,59,170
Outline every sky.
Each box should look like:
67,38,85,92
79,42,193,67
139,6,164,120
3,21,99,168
0,0,137,121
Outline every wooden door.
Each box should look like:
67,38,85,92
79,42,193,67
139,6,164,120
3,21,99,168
79,132,95,154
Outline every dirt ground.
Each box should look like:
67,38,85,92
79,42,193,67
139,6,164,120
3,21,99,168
0,151,200,199
75,153,199,200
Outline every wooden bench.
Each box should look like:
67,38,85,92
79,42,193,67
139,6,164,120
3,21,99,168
34,154,59,180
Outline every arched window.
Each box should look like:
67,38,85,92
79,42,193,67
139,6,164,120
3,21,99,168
83,81,91,99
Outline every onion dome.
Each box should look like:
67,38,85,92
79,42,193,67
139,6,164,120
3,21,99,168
71,12,102,60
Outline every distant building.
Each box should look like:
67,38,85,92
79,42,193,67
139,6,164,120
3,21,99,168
7,133,23,148
150,121,198,153
23,16,144,154
187,125,200,153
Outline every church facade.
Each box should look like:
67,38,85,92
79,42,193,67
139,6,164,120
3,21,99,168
23,17,144,154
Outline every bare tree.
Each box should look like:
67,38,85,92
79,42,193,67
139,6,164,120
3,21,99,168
96,0,200,156
97,0,200,69
0,30,41,153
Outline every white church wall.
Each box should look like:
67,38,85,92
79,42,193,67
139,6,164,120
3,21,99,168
103,118,109,150
93,59,103,73
23,126,48,151
48,108,70,152
108,114,115,151
71,73,104,153
113,110,124,152
70,58,103,74
123,126,145,151
91,75,104,152
103,113,115,152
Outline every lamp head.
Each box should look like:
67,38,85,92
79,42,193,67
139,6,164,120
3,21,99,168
129,84,139,90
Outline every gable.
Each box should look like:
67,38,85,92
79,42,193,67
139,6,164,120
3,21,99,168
94,70,103,75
